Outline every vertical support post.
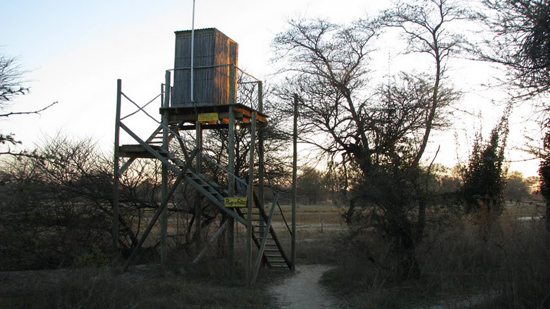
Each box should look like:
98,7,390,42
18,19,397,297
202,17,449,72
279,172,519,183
291,94,298,271
227,64,237,279
160,71,171,265
194,59,205,247
257,81,263,113
229,65,236,106
257,82,266,257
258,81,265,209
112,79,122,261
227,104,236,278
195,121,203,248
246,111,257,285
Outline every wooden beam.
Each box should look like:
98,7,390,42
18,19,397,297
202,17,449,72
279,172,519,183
246,111,257,285
112,79,122,262
291,94,298,271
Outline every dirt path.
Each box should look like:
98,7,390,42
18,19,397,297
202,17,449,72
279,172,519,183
269,264,342,309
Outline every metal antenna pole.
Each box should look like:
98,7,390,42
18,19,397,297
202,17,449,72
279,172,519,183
190,0,196,103
291,94,298,271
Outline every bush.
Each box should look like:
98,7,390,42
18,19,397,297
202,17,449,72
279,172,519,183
326,213,550,308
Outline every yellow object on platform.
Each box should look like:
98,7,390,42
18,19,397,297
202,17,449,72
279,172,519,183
224,197,248,208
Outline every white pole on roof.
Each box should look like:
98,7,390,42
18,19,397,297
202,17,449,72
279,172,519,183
190,0,196,103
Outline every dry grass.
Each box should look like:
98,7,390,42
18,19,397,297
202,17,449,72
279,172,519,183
270,203,346,265
4,202,548,308
319,202,550,309
0,266,271,309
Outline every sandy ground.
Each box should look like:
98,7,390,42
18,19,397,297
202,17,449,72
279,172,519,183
269,264,342,309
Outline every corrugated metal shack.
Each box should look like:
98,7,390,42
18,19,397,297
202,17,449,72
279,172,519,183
173,28,238,107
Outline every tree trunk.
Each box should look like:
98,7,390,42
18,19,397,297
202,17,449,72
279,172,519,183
416,198,426,244
391,207,421,281
397,228,421,281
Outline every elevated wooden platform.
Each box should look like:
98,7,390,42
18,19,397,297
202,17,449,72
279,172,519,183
160,103,267,129
117,103,266,159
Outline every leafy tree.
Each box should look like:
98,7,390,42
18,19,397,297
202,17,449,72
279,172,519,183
297,167,326,205
540,132,550,232
461,115,508,239
505,171,531,203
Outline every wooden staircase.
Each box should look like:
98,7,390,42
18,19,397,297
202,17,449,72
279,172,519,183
237,193,291,270
117,125,290,271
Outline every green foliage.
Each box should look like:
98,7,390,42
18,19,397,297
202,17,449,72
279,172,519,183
297,167,328,204
75,247,110,268
461,117,509,216
505,171,531,202
539,132,550,200
539,131,550,232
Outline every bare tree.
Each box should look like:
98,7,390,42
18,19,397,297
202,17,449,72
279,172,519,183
380,0,478,166
272,0,476,280
378,0,475,278
481,0,550,98
272,18,379,173
0,135,195,269
0,136,113,269
0,52,56,156
0,53,28,103
272,10,465,280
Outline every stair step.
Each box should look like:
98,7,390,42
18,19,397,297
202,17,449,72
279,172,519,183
267,258,286,262
267,260,286,264
268,265,288,268
265,253,283,257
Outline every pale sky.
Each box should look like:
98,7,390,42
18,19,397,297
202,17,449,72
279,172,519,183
2,0,541,176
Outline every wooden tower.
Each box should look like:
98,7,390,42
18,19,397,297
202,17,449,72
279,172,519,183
112,28,292,285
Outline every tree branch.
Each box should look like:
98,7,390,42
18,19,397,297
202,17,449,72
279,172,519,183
0,101,58,118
